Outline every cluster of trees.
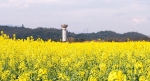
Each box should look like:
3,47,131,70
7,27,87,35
76,31,150,42
0,25,149,42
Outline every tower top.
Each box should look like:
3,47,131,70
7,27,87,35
61,24,68,28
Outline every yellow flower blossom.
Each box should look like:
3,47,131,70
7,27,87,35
0,32,150,80
108,70,126,81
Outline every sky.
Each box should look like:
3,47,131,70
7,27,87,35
0,0,150,35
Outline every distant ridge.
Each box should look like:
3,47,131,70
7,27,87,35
0,25,149,42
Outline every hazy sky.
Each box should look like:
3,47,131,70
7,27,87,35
0,0,150,35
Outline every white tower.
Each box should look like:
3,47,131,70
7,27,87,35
61,24,68,42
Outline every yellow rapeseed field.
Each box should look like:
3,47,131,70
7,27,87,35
0,31,150,81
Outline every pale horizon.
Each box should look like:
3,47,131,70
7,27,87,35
0,0,150,35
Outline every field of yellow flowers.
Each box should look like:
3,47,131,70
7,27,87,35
0,31,150,81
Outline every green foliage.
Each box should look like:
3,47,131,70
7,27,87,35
0,25,149,42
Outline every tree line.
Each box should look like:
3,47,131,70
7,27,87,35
0,25,149,42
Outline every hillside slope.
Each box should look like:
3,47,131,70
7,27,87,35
0,25,149,41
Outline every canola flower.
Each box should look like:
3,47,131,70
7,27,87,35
0,32,150,81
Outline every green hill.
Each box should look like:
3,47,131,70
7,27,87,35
0,25,149,42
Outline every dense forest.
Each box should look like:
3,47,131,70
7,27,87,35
0,25,149,42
